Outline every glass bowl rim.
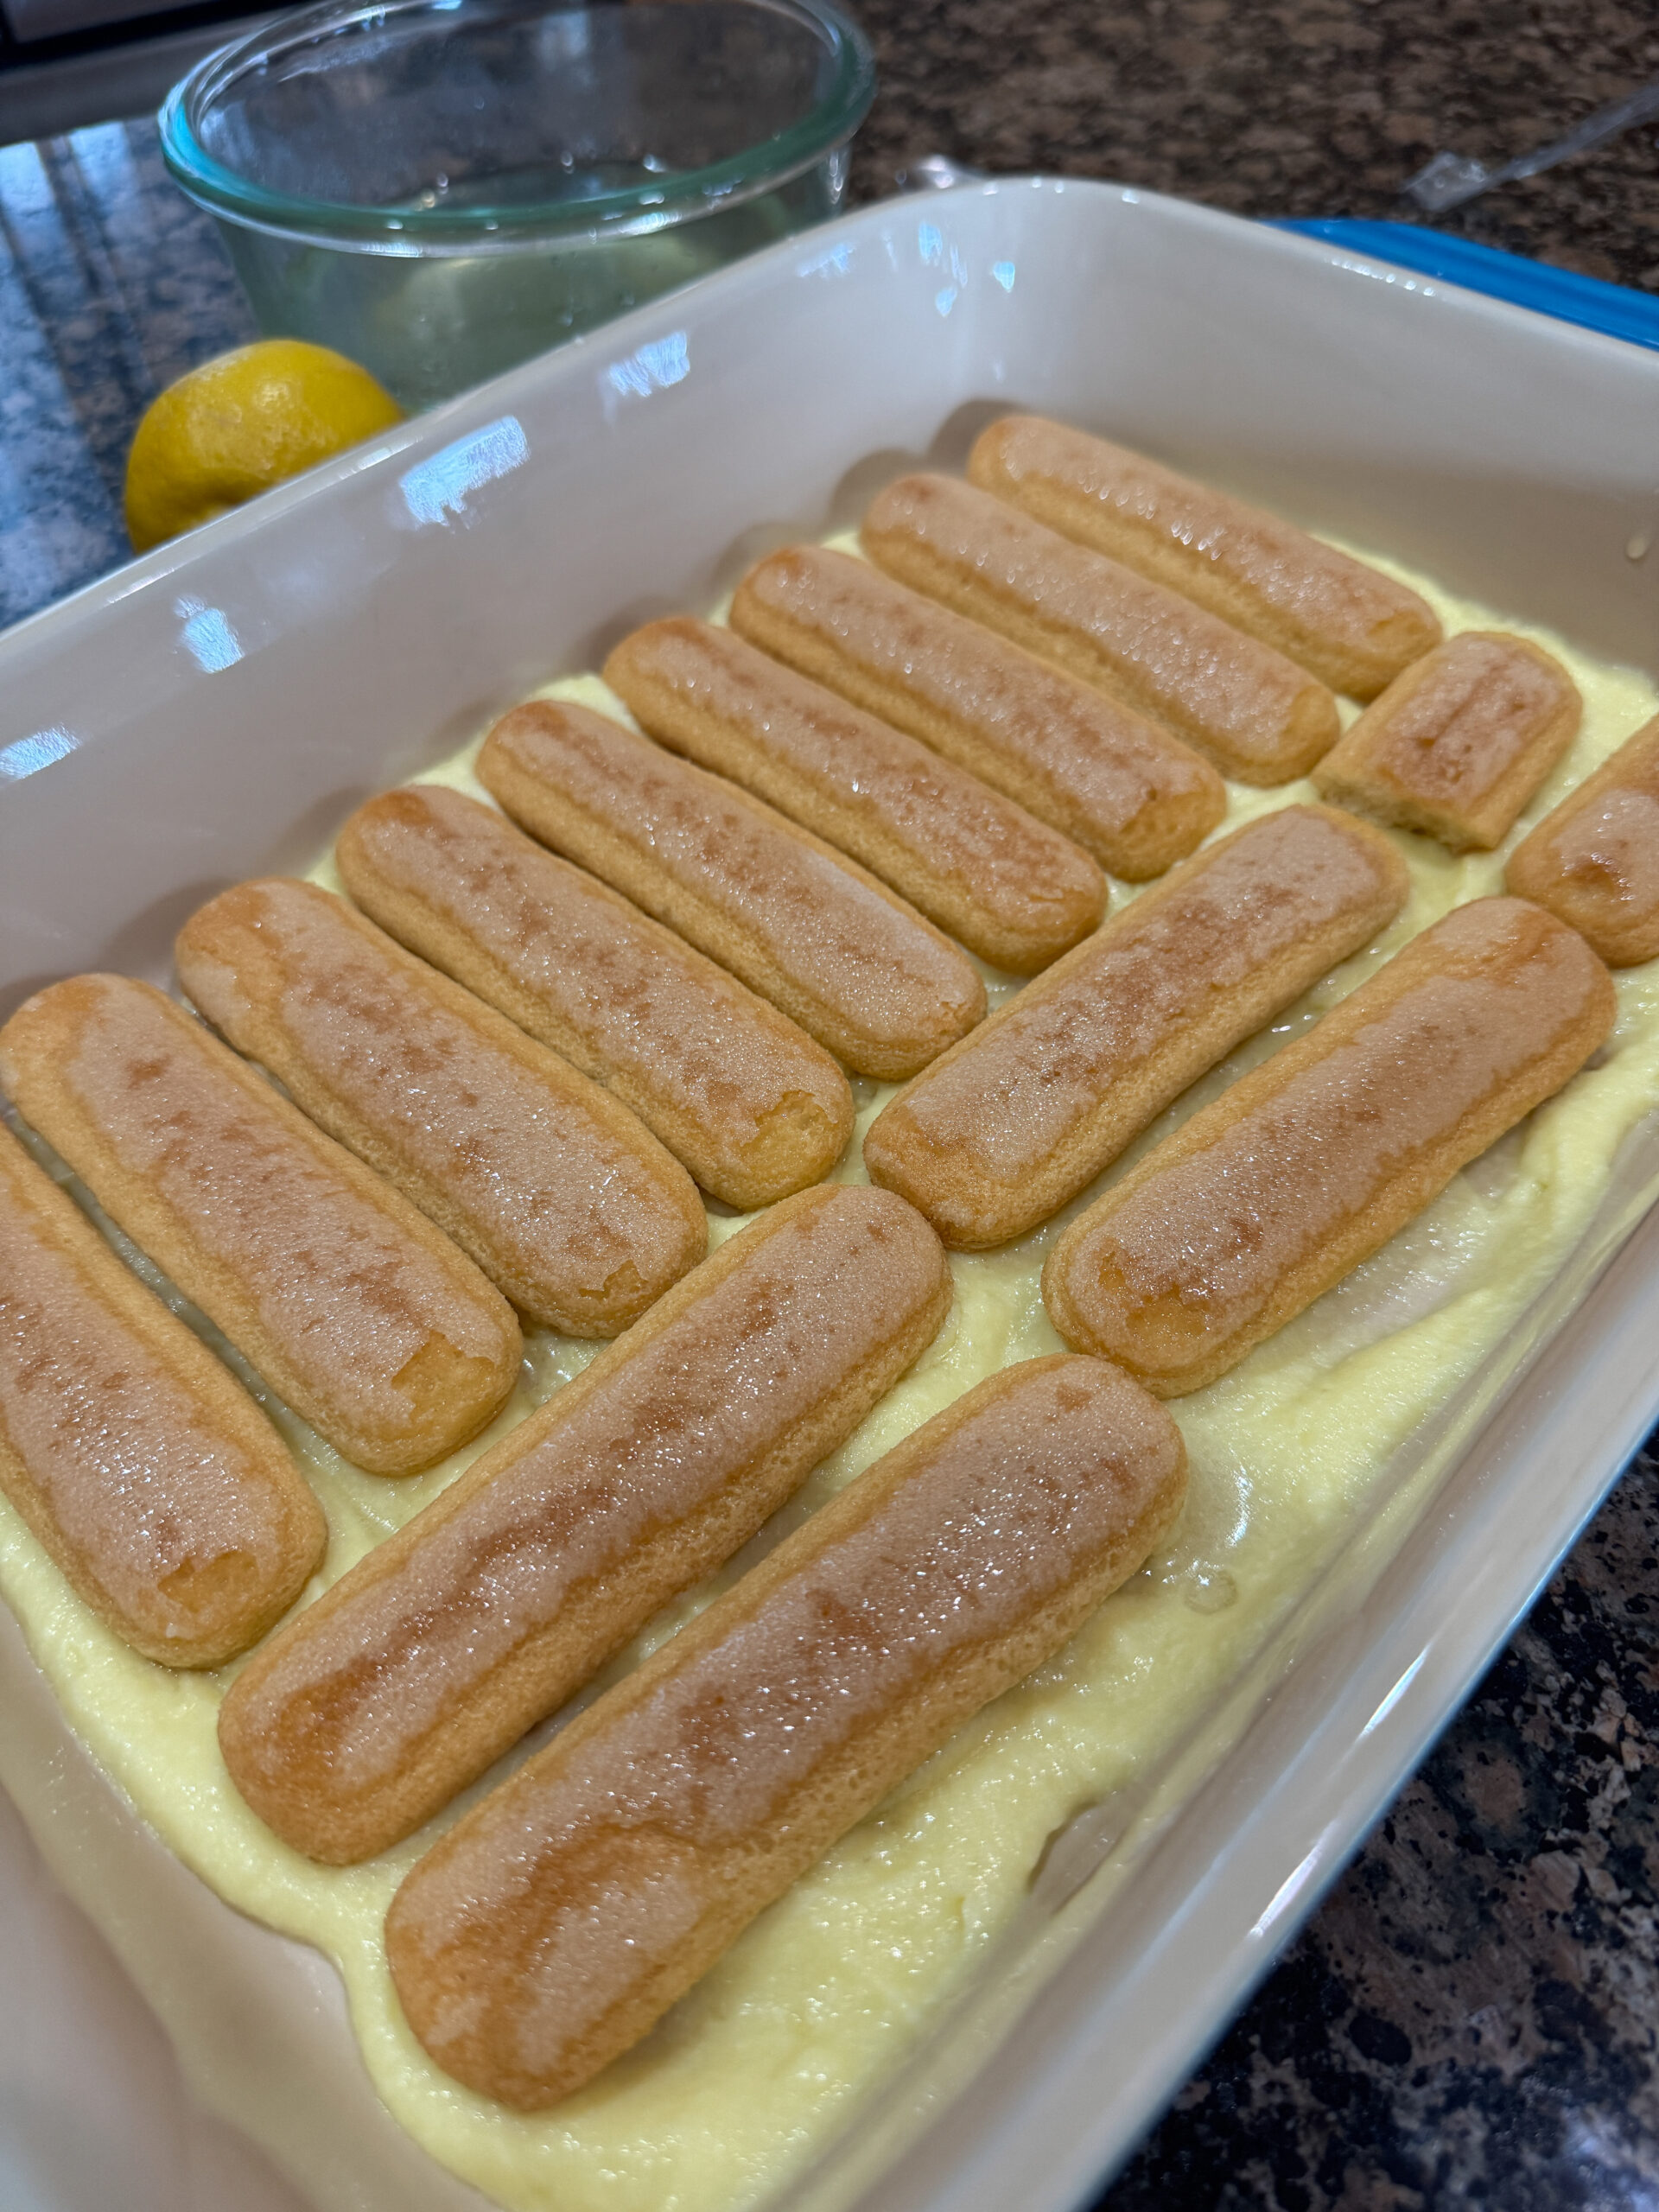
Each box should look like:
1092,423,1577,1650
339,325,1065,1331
158,0,875,249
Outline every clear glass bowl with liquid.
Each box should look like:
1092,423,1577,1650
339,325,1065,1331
159,0,876,410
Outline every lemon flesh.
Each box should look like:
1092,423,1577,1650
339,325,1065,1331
124,339,405,554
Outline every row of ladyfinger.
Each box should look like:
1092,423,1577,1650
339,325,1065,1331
0,416,1654,2106
219,868,1618,2107
1,405,1651,1677
0,411,1651,1676
0,413,1359,1666
384,885,1616,2113
860,739,1659,1259
0,464,1186,1651
0,495,1146,1666
358,404,1634,2107
906,419,1659,906
435,424,1659,1272
494,420,1653,1021
0,1125,1187,2100
173,869,1607,2121
3,878,1612,2116
150,423,1659,2133
208,866,1620,1868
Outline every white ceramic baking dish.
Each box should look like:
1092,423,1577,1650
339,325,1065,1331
2,178,1658,2212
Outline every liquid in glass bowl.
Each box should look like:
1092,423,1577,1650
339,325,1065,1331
161,0,876,409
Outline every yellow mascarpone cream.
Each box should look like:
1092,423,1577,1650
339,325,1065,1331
3,540,1658,2212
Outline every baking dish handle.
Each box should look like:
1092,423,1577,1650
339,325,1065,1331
1270,217,1659,353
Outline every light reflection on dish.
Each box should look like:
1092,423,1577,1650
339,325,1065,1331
175,597,244,673
398,415,531,529
604,332,691,405
0,725,78,780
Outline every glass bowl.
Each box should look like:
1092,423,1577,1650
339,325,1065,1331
159,0,875,410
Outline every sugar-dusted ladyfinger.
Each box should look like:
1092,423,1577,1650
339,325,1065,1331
861,474,1340,785
1043,897,1615,1396
218,1185,950,1865
729,543,1225,880
0,1126,325,1668
478,698,985,1079
865,805,1408,1249
1312,632,1580,852
385,1352,1186,2108
0,977,520,1474
176,878,706,1338
336,788,853,1208
1505,715,1659,967
968,416,1442,701
603,617,1104,974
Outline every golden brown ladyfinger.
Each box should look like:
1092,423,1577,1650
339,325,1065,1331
969,416,1442,700
603,617,1105,973
478,698,985,1079
0,1125,325,1668
176,878,706,1338
1505,715,1659,967
1043,897,1615,1396
335,787,853,1208
1312,632,1581,852
385,1352,1187,2108
865,805,1408,1249
861,474,1341,785
217,1185,950,1865
0,977,520,1475
729,542,1225,880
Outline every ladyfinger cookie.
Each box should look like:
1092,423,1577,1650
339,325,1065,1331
177,878,706,1338
478,698,986,1079
336,787,853,1209
1312,632,1581,852
385,1352,1187,2108
0,977,520,1474
603,617,1105,974
0,1126,325,1668
729,542,1225,880
861,474,1341,785
969,416,1442,701
218,1185,950,1865
865,805,1408,1249
1043,897,1615,1397
1505,715,1659,967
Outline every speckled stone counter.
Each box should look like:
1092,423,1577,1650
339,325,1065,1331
0,123,254,627
849,0,1659,290
3,5,1659,2207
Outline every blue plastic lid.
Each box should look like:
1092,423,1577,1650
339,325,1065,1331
1270,218,1659,353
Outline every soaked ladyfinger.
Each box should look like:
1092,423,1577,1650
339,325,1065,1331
969,416,1442,701
1043,897,1615,1397
0,1125,325,1668
385,1353,1187,2108
478,697,985,1079
0,976,520,1475
865,805,1408,1249
336,787,853,1208
1505,715,1659,966
177,878,706,1337
861,474,1340,785
1312,631,1580,852
218,1185,950,1865
603,616,1104,973
729,542,1225,880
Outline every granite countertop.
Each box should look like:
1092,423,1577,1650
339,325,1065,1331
850,0,1659,289
3,3,1659,2206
